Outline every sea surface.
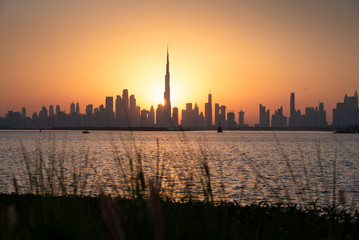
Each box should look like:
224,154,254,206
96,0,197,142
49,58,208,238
1,130,359,208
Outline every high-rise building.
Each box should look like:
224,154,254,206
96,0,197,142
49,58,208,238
220,105,226,126
21,107,26,118
49,105,54,117
148,106,155,126
164,47,171,119
122,89,129,111
105,96,114,125
214,103,220,127
205,93,212,127
70,102,75,114
258,104,270,127
238,111,245,126
156,48,174,128
140,109,148,127
156,104,165,127
172,107,178,126
289,93,301,127
130,95,136,113
115,95,121,122
181,103,203,128
76,102,80,114
86,104,93,117
333,91,359,127
39,106,48,127
129,95,139,126
214,103,226,127
302,104,327,127
227,111,236,127
56,105,61,115
271,106,287,127
106,97,113,115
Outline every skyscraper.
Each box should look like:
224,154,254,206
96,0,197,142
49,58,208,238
289,93,301,127
333,91,359,127
271,106,287,127
56,105,61,115
164,47,171,118
49,105,54,117
172,107,178,126
105,96,114,126
86,104,93,117
105,96,114,118
214,103,220,127
205,93,212,127
238,111,245,126
76,102,80,114
156,48,174,128
258,104,270,127
115,95,121,121
123,89,129,111
70,102,75,114
227,111,236,127
21,107,26,118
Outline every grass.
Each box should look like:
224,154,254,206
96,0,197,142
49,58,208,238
1,194,359,239
1,132,358,239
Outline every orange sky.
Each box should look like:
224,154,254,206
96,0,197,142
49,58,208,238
0,0,358,125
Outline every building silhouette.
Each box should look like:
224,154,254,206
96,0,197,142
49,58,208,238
105,96,114,126
156,48,177,128
164,47,171,119
181,103,204,128
271,106,287,127
288,93,327,128
205,93,212,127
70,102,75,114
238,110,247,127
227,111,236,127
214,103,226,127
302,103,327,127
21,107,26,118
333,91,359,127
172,107,178,126
256,104,270,127
76,102,80,114
56,105,61,115
289,93,301,127
49,105,54,118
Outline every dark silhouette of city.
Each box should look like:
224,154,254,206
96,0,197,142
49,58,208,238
1,49,358,130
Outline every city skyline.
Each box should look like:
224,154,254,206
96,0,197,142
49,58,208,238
1,0,359,125
2,86,358,128
0,44,358,127
0,47,358,127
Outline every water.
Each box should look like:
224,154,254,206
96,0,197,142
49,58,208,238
1,130,359,208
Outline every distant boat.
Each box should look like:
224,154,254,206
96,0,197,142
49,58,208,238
217,122,223,133
82,130,90,134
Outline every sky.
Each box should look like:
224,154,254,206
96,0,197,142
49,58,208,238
0,0,358,125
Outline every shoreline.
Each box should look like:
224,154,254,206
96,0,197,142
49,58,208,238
0,126,337,132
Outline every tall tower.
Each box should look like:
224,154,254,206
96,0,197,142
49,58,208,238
289,93,295,127
205,93,212,127
164,47,171,118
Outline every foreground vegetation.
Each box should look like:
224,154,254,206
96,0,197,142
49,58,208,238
1,193,359,240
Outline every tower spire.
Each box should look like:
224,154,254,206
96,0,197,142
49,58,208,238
166,46,169,74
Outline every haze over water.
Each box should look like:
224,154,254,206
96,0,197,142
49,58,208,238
1,130,358,209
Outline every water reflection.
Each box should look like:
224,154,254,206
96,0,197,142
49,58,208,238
0,130,358,209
